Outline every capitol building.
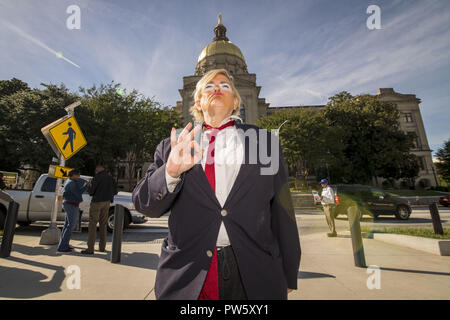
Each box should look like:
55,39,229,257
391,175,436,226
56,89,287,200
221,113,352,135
174,15,438,188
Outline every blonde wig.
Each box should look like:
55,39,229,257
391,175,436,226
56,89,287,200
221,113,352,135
189,68,242,122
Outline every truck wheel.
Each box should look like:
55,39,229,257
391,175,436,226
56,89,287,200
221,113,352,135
395,205,411,220
0,208,6,230
107,208,131,233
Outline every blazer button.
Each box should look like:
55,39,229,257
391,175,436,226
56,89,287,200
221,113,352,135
221,209,228,216
206,250,213,257
156,192,163,200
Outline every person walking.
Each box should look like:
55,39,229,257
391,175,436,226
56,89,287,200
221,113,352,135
319,179,337,237
81,165,117,254
57,169,88,253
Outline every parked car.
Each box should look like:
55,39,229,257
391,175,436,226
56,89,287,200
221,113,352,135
330,184,412,220
0,174,147,232
439,196,450,207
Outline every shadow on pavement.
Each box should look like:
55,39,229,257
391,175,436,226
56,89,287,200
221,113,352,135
0,257,65,299
14,225,168,243
379,267,450,277
11,243,59,256
335,217,447,224
298,271,335,279
119,251,159,270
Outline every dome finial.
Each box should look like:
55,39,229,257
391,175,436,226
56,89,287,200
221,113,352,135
213,13,228,41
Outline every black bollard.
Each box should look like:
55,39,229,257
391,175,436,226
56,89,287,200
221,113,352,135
429,202,444,235
111,204,124,263
0,201,20,258
347,205,366,268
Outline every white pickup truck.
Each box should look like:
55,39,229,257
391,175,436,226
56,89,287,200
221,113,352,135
0,174,147,232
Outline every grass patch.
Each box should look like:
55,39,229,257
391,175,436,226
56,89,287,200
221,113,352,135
361,226,450,239
386,189,449,197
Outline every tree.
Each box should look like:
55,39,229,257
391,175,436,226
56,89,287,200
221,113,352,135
0,78,30,98
75,82,181,187
0,78,181,190
258,108,344,189
323,92,416,185
435,139,450,183
0,81,78,173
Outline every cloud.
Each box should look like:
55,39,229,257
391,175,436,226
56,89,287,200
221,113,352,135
259,1,450,106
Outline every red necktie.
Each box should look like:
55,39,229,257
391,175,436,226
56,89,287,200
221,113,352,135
198,120,235,300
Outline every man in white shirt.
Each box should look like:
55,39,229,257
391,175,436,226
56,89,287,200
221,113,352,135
320,178,337,237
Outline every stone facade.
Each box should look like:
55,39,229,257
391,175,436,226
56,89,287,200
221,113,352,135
377,88,439,187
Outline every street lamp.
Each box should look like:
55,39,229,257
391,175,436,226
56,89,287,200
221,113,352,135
274,120,289,136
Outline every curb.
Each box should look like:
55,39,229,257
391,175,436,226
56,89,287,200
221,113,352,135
371,233,450,256
337,231,373,239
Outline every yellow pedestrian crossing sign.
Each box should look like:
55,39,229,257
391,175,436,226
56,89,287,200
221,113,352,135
48,165,73,179
41,115,87,160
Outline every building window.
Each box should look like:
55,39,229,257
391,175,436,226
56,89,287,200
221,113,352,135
240,103,246,123
403,112,413,123
418,156,426,171
407,132,420,149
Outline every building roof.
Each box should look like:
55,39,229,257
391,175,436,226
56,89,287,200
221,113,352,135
197,13,246,63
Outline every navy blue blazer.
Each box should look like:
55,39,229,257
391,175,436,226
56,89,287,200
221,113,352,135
132,123,301,300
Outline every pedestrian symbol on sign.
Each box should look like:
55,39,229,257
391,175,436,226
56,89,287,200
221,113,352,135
43,115,87,160
62,122,76,153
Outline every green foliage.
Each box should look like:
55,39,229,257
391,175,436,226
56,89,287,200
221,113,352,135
258,91,419,187
435,139,450,183
258,108,344,188
0,79,181,183
0,82,77,172
324,92,418,184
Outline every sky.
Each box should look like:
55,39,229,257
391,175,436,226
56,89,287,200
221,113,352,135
1,0,449,155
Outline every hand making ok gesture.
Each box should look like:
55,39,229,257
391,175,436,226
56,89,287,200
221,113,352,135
166,122,203,179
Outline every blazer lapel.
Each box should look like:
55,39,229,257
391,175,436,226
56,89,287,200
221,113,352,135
187,122,259,209
188,164,221,207
223,123,260,208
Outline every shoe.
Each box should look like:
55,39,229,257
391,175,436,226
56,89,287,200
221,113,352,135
98,248,106,252
327,232,337,237
81,249,94,255
57,248,73,253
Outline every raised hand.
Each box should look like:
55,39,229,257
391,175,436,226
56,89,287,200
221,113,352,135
166,122,203,179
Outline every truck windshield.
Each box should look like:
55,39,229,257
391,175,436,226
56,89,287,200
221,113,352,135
41,177,57,192
41,177,90,194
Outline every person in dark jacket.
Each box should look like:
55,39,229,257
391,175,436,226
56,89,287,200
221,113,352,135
57,169,88,253
132,69,301,300
81,165,117,254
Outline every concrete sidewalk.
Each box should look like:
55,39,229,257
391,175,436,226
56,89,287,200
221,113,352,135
0,231,449,299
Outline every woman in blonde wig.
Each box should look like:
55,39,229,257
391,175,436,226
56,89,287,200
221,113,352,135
133,68,300,300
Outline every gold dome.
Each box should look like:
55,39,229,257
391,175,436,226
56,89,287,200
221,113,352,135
197,40,245,63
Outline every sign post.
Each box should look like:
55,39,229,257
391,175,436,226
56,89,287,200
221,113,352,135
39,101,85,245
